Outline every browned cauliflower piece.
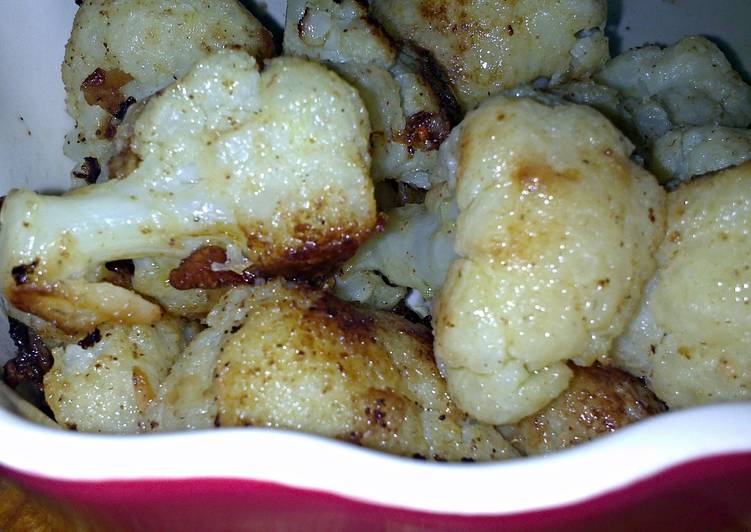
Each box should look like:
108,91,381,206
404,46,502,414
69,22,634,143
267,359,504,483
0,51,375,335
44,316,188,433
151,281,517,462
433,95,665,424
64,0,275,182
369,0,609,111
499,363,666,456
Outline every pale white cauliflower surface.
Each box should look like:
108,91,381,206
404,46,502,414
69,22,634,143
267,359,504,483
433,96,665,424
595,37,751,137
63,0,275,181
613,162,751,408
284,0,452,187
284,0,394,67
0,51,375,335
151,281,517,461
558,37,751,185
369,0,609,111
44,316,186,433
651,126,751,183
335,183,458,308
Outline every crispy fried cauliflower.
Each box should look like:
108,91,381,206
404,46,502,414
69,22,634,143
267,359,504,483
555,37,751,185
433,95,665,425
151,281,517,461
499,364,665,456
44,316,187,433
0,51,375,335
369,0,609,112
613,162,751,408
64,0,275,183
284,0,456,187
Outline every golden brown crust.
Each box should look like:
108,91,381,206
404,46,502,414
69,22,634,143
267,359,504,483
501,363,666,456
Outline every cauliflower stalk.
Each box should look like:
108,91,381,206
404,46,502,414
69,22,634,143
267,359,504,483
0,51,375,335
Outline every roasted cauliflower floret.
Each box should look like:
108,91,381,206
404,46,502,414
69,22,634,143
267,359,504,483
499,364,666,456
369,0,609,112
64,0,275,182
433,95,665,425
0,51,375,335
556,37,751,186
44,316,187,433
284,0,456,187
284,0,394,67
613,162,751,408
151,281,517,461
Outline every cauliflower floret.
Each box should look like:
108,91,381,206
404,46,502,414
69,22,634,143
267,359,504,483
64,0,275,182
44,316,187,433
284,0,394,67
0,51,375,335
499,363,665,456
595,37,751,136
334,183,457,311
150,281,517,461
284,0,457,187
613,162,751,408
650,126,751,184
556,37,751,185
369,0,609,112
433,95,665,424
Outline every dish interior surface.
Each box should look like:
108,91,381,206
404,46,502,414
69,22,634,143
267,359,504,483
0,0,750,516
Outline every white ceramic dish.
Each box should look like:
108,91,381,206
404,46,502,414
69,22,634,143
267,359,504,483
0,0,750,526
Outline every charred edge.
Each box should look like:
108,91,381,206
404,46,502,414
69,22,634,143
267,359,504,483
77,328,101,349
103,259,135,289
11,260,38,286
395,111,451,152
246,232,366,282
81,67,134,116
113,96,136,121
390,298,433,331
403,43,463,125
3,318,53,395
73,156,101,184
168,245,245,290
